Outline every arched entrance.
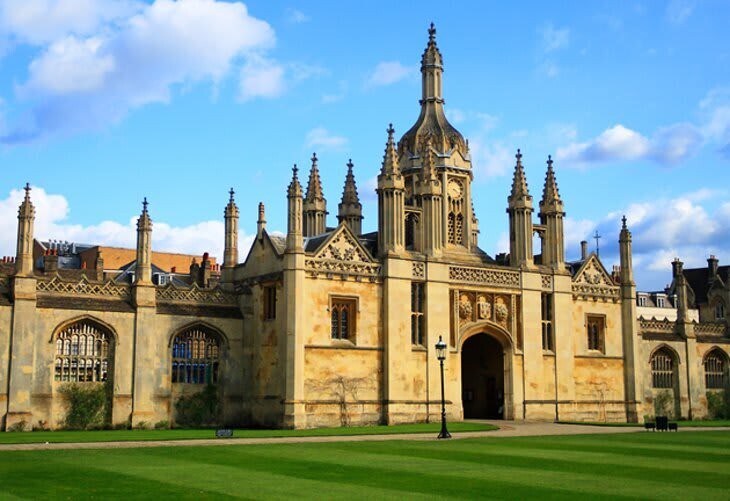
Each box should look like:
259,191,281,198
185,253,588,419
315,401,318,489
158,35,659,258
461,333,504,419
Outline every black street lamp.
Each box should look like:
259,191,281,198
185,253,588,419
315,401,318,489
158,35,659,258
435,335,451,439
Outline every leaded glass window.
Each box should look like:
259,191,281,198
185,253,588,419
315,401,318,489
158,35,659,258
651,349,675,389
171,326,221,384
54,321,112,382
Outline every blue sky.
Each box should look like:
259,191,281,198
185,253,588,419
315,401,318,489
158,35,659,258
0,0,728,290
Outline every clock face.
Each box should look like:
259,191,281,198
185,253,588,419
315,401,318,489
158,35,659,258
447,180,463,199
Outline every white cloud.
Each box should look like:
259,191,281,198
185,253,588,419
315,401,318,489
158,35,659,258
470,139,513,178
540,23,570,53
3,0,279,142
0,185,254,261
557,124,650,164
666,0,695,25
0,0,142,45
22,36,115,95
284,8,309,24
239,56,286,101
305,127,348,151
366,61,415,88
650,123,703,164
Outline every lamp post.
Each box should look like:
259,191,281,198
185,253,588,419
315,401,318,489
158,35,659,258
435,335,451,439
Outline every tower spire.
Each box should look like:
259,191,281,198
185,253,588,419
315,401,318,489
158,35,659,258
287,164,304,252
541,155,562,205
135,197,153,284
510,149,530,199
15,183,35,276
507,149,534,268
539,155,565,268
421,22,444,103
338,159,363,235
381,123,400,176
303,153,327,236
222,188,239,279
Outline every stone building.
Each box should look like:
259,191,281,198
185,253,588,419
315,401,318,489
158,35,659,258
1,25,727,431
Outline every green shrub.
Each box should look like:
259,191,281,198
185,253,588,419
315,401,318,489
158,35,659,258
653,390,675,419
154,420,169,430
707,389,730,419
175,384,220,427
59,382,110,430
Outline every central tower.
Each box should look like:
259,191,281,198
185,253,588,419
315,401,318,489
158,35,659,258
395,23,477,257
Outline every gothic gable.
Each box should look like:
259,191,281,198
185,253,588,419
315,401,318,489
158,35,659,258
572,254,615,286
312,224,374,263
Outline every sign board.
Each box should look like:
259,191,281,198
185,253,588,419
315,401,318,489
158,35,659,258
215,429,234,438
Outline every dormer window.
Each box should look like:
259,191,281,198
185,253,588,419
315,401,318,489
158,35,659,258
656,297,665,307
637,296,647,307
715,302,726,321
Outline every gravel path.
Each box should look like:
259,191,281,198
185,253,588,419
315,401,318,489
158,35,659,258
1,421,726,452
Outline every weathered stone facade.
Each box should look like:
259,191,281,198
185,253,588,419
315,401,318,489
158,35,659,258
1,25,728,431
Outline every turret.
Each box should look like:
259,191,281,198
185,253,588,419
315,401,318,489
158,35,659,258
222,188,239,280
135,198,152,284
337,159,363,235
287,165,304,252
303,152,327,237
417,138,443,256
257,201,266,240
377,124,405,256
507,150,534,267
15,183,35,277
538,155,565,269
618,215,633,286
673,258,689,322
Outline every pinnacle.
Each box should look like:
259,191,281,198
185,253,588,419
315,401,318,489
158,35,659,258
421,21,443,69
381,123,400,176
510,149,530,199
341,159,360,206
305,152,324,201
288,164,302,197
541,154,561,205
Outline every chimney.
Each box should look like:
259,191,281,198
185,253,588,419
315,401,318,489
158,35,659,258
580,240,588,260
708,255,718,280
672,258,683,278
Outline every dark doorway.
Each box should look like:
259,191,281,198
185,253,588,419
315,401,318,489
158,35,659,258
461,334,504,419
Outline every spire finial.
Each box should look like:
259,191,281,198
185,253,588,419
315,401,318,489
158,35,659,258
142,197,148,213
547,154,553,170
229,187,235,202
621,215,627,230
428,22,436,42
23,182,31,199
347,158,353,170
293,163,298,178
311,152,318,165
516,148,523,164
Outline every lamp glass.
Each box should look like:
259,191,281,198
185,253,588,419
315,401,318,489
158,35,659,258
435,335,446,361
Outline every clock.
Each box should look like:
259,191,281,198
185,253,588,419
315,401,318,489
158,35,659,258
447,180,463,199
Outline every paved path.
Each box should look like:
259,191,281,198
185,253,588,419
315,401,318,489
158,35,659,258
0,421,726,452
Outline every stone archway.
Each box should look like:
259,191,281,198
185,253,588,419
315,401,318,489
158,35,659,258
461,333,506,419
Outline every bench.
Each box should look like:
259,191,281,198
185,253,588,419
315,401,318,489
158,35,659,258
668,422,678,432
644,422,656,431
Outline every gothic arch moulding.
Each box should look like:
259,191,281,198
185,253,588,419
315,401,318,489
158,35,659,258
458,321,513,352
167,320,229,349
648,343,681,365
48,315,119,345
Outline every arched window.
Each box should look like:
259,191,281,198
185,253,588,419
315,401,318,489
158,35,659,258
171,326,221,384
651,348,676,389
705,349,728,389
54,320,113,382
714,301,725,321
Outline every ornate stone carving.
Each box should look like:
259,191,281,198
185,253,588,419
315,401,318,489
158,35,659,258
37,276,131,299
156,283,237,305
458,293,473,322
571,283,620,301
412,262,425,279
638,318,675,333
495,296,509,327
316,231,370,262
695,322,727,336
305,259,381,280
448,266,519,288
541,274,552,290
476,294,491,319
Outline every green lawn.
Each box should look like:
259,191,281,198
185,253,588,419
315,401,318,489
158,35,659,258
1,431,728,499
559,420,730,428
0,421,496,445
